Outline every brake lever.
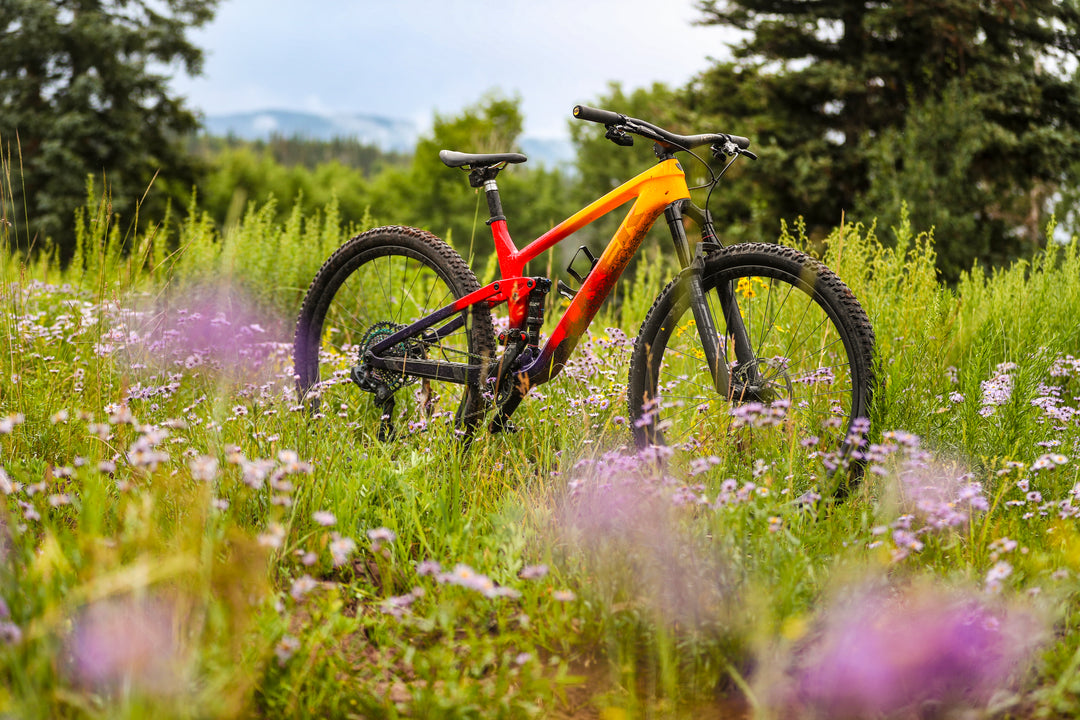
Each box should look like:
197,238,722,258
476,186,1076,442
605,125,634,147
712,142,757,161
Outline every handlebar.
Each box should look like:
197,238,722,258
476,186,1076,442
572,105,626,126
572,104,751,153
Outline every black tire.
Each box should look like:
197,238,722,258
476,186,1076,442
293,226,496,438
628,243,875,493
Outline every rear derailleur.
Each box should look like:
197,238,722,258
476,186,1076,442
350,321,427,441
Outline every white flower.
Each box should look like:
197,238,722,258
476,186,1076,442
0,413,25,434
189,455,219,482
329,534,356,567
986,560,1013,591
312,510,336,527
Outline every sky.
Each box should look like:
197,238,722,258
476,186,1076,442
168,0,739,139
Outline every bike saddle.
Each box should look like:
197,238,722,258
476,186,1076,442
439,150,528,168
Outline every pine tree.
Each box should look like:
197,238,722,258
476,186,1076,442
696,0,1080,278
0,0,219,259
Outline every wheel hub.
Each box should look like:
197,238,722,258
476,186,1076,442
730,356,794,404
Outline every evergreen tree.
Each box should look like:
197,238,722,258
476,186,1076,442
0,0,219,259
696,0,1080,278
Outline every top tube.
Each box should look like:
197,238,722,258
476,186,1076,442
489,158,691,280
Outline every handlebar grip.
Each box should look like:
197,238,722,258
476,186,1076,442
728,134,751,150
573,105,625,126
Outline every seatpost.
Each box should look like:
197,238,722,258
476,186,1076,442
483,178,505,225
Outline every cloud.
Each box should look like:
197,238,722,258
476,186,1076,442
170,0,739,138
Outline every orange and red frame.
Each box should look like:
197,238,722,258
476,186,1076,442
364,155,725,400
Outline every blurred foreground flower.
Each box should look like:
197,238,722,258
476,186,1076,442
762,583,1045,719
558,452,734,627
63,596,187,696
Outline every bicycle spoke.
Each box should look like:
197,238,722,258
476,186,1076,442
755,279,796,360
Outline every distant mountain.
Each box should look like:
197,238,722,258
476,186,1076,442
202,110,419,153
518,137,575,168
202,110,575,168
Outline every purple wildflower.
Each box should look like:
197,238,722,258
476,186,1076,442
768,583,1044,718
416,560,442,577
188,455,219,482
329,533,356,566
979,362,1016,416
367,527,396,553
257,523,286,549
520,564,549,580
436,563,517,598
290,574,318,601
986,561,1013,592
312,510,336,527
380,588,424,619
63,596,185,695
558,455,732,626
275,635,300,666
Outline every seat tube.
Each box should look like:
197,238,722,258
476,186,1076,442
483,177,523,278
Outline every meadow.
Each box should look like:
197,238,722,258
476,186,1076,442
2,190,1080,719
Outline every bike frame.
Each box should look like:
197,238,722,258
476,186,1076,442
364,155,738,397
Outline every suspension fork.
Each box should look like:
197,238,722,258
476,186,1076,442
664,202,756,396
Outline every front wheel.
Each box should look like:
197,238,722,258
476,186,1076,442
627,243,875,494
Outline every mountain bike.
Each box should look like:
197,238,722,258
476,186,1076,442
293,105,875,491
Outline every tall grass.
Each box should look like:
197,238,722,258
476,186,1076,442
1,184,1080,718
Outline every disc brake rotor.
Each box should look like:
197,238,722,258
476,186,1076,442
731,356,794,404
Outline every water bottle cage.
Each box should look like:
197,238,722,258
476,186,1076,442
557,245,599,300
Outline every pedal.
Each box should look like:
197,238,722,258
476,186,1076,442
557,280,577,301
489,414,518,434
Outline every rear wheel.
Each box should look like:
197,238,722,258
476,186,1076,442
293,226,496,439
627,243,875,494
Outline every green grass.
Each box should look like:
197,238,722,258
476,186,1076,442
2,194,1080,719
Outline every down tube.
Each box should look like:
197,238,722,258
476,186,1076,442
522,199,669,385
